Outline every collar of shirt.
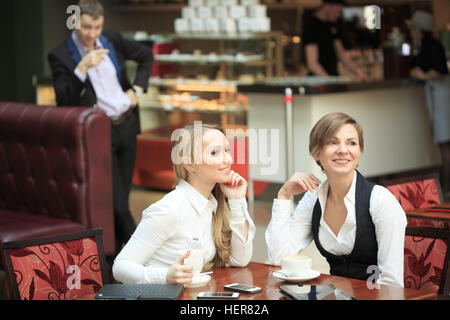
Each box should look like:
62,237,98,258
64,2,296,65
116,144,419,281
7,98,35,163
71,31,103,56
176,179,218,215
316,170,357,210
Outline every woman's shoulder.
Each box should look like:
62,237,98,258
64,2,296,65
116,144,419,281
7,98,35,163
371,184,398,201
369,185,406,221
142,188,187,219
370,184,402,207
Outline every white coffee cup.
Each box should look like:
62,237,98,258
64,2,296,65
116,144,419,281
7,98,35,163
177,249,204,275
280,254,312,277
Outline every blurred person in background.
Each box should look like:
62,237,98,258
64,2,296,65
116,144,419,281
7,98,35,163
303,0,366,81
407,10,450,197
408,10,448,79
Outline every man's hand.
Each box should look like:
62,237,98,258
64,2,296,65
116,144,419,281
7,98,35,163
125,89,139,107
76,49,109,77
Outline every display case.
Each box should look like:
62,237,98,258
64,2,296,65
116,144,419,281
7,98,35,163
139,31,283,130
153,31,283,79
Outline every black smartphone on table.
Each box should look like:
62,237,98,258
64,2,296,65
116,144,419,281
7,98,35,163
224,283,262,294
197,292,240,299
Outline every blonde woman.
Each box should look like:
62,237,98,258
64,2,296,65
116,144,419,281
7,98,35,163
113,123,255,285
266,112,407,287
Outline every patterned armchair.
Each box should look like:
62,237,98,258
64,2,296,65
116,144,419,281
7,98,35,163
382,174,442,211
0,229,109,300
382,173,444,228
382,173,449,295
404,227,450,296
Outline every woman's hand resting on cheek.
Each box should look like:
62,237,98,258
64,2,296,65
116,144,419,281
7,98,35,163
219,170,247,199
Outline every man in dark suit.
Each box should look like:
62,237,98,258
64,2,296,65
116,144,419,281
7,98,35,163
48,0,153,257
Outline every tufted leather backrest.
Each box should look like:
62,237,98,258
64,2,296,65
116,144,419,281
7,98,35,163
0,102,114,254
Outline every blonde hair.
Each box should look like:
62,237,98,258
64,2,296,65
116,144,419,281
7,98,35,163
309,112,364,170
172,123,232,270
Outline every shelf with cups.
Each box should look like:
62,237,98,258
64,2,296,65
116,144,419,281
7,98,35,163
151,31,283,79
110,2,320,12
154,53,265,64
161,31,281,41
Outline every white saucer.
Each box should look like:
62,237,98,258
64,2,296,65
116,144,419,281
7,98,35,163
186,274,211,288
272,269,321,283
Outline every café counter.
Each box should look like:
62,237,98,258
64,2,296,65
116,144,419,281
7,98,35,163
237,77,441,195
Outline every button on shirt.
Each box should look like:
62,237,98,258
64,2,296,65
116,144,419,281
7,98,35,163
72,32,131,118
265,172,407,287
113,179,256,284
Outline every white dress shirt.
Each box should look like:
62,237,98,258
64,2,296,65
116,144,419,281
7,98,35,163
72,32,131,118
265,172,407,288
113,179,255,284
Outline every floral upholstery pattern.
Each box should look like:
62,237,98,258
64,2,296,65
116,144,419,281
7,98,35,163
8,237,103,300
386,178,441,211
386,177,445,228
404,235,448,293
386,178,448,293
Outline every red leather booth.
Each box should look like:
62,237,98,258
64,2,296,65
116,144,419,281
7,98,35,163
0,102,115,257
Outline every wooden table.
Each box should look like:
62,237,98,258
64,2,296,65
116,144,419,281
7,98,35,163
179,262,436,300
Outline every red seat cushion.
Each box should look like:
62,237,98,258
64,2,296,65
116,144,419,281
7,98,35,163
0,210,85,243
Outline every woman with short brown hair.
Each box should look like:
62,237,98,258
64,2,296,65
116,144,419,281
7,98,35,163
266,112,407,287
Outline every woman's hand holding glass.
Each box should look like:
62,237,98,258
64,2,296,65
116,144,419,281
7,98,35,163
219,170,247,199
278,172,321,200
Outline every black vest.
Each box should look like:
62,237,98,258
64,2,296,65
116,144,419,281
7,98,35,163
312,171,378,281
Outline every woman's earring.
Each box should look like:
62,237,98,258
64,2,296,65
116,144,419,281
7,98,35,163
191,170,196,175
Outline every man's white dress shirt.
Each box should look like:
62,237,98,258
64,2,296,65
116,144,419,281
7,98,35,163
265,171,407,287
113,179,255,284
72,32,131,118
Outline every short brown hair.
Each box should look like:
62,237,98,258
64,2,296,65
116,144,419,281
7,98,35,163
78,0,104,19
309,112,364,169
